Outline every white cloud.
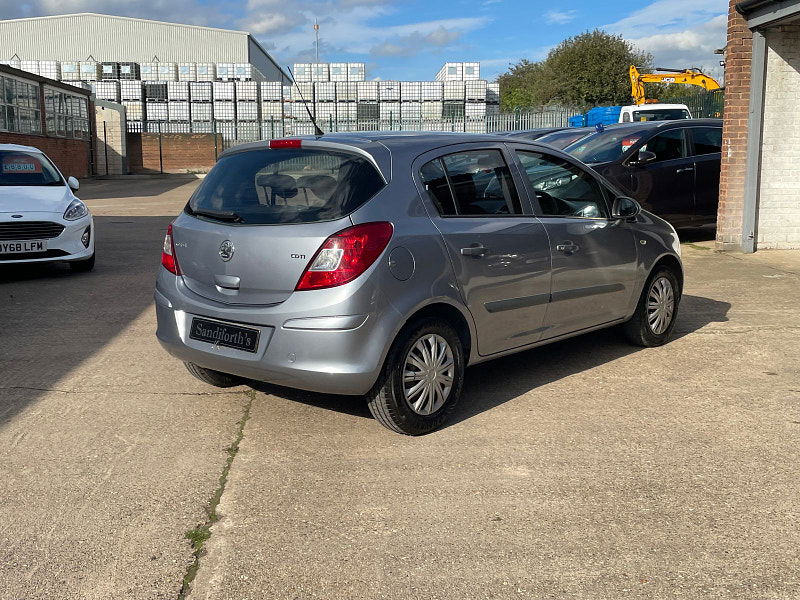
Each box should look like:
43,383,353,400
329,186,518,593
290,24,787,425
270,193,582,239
605,0,727,80
545,10,576,25
605,0,726,37
629,14,727,76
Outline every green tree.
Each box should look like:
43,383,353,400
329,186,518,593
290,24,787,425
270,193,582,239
498,29,652,110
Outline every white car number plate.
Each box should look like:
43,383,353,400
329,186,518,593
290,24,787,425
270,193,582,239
0,240,48,254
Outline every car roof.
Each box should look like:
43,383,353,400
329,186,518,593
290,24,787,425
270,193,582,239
0,143,43,153
606,118,723,133
222,131,530,158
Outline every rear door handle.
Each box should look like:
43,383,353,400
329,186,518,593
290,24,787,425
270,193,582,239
556,242,579,254
460,244,488,257
676,166,694,173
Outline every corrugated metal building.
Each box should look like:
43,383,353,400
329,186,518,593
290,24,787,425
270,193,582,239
0,13,288,84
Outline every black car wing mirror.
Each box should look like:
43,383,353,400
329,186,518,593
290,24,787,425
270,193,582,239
611,196,642,220
629,149,657,166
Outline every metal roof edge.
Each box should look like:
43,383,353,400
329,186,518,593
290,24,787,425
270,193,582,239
0,12,251,36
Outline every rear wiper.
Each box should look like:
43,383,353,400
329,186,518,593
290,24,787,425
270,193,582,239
188,206,245,223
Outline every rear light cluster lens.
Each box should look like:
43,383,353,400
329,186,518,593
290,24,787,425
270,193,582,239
296,222,393,291
161,223,181,275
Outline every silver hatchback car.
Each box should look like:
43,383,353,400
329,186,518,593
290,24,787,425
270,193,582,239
155,133,682,435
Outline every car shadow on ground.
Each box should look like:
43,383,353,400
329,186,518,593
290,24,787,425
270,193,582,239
77,175,200,200
0,215,172,425
248,293,732,428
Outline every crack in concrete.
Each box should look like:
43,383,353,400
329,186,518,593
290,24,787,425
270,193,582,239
177,389,254,599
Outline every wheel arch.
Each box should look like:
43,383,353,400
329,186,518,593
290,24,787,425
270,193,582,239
651,253,684,293
394,300,475,364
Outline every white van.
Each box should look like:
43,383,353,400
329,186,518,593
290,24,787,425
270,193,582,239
619,103,692,123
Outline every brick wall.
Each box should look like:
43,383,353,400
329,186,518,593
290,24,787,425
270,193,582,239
757,25,800,249
127,133,221,174
0,132,91,178
717,0,753,250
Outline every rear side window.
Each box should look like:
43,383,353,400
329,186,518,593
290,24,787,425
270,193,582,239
691,127,722,156
420,149,520,216
188,148,384,224
641,129,686,162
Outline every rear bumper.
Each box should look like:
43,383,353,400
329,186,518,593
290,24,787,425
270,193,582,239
154,274,397,396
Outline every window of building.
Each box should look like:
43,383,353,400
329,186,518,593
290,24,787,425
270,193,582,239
0,75,42,134
44,86,89,140
448,66,457,75
465,66,475,75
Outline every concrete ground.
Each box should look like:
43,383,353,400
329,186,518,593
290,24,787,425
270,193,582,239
0,177,797,600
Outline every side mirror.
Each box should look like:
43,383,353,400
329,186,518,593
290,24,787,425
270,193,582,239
67,176,80,191
630,149,656,166
611,196,642,220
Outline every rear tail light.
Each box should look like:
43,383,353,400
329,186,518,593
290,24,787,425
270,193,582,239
296,222,393,291
161,223,181,275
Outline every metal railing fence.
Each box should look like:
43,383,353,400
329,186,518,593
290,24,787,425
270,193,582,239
125,106,581,150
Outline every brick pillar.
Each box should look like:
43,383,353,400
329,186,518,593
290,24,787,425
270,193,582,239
716,0,753,250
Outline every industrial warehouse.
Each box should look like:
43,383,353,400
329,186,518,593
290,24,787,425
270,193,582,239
0,13,504,145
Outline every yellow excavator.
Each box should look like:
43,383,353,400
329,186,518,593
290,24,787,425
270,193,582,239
629,65,722,105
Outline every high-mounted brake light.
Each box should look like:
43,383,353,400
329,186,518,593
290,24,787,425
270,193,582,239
161,223,181,275
269,139,302,149
296,222,394,291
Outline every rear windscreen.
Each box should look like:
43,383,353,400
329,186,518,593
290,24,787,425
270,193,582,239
187,148,385,224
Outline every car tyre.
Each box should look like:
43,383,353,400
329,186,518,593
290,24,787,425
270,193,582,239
69,252,95,272
184,362,243,388
622,266,681,347
367,319,465,435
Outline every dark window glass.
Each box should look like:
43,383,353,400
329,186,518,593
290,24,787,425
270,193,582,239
188,149,384,225
419,159,456,215
0,150,62,186
691,127,722,156
517,151,608,218
642,129,686,162
421,149,519,216
631,108,691,121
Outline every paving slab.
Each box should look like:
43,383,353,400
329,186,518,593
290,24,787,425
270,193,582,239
191,246,800,600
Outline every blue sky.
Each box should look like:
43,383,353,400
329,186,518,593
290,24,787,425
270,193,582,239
0,0,727,81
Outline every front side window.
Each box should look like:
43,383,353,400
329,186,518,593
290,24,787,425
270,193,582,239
641,129,686,162
0,150,62,186
691,127,722,156
516,151,608,218
420,149,520,216
188,148,384,225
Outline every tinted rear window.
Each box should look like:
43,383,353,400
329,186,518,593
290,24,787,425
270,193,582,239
188,148,385,224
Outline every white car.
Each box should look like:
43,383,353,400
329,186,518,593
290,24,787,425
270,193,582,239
0,144,94,271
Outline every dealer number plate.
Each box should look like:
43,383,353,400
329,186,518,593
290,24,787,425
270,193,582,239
189,317,260,353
